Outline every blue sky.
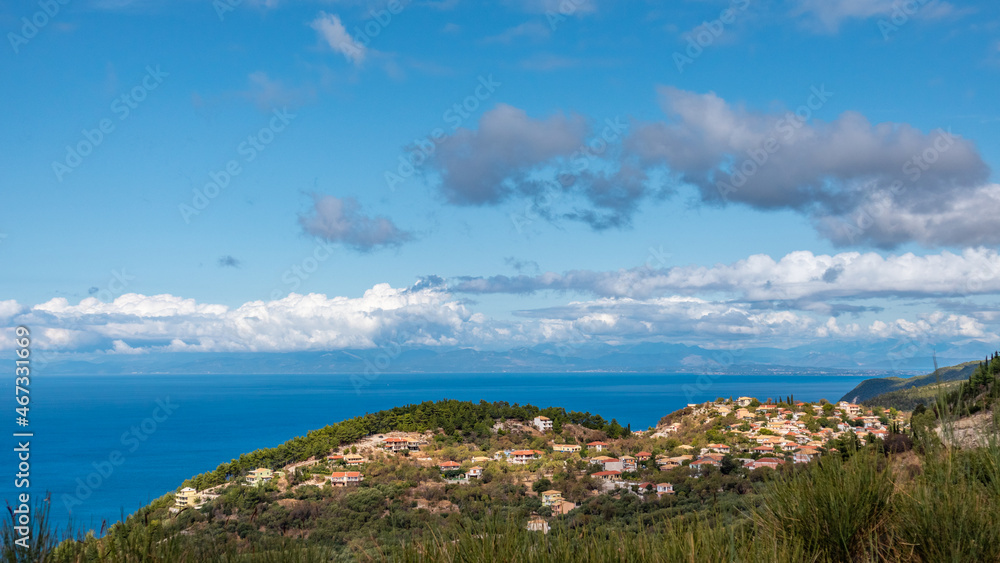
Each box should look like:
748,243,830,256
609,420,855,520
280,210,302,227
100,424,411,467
2,0,1000,362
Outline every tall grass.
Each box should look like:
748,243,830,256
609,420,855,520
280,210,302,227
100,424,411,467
390,516,813,563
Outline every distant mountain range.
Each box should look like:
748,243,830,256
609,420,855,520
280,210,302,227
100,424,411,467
39,339,991,376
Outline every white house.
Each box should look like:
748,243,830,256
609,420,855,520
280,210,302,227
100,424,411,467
533,416,553,432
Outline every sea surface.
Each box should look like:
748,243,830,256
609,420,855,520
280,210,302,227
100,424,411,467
0,372,869,534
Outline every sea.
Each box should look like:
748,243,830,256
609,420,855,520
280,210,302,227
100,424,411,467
0,372,870,535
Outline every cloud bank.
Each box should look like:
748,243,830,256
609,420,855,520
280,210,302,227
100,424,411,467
420,87,997,247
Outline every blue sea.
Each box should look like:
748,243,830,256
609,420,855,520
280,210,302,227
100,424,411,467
1,372,868,534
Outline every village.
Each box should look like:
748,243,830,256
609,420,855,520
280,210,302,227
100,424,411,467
170,397,909,532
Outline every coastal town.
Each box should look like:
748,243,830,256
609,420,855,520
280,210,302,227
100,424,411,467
171,396,910,532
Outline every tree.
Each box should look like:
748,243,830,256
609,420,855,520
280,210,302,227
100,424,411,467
532,478,552,494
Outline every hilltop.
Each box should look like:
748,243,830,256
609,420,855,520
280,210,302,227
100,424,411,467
838,359,979,409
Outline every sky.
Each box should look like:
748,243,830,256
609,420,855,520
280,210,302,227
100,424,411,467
1,0,1000,364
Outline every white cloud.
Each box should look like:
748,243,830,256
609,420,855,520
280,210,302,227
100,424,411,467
454,248,1000,305
299,194,412,251
311,12,367,66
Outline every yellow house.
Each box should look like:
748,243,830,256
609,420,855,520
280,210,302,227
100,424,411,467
552,444,582,453
541,489,563,506
344,454,366,466
175,487,199,507
246,468,273,486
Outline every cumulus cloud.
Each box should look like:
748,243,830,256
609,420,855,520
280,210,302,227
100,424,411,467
13,285,479,353
629,87,996,247
2,275,998,356
452,248,1000,306
299,194,411,252
0,300,23,323
421,88,997,244
311,12,367,66
427,103,589,205
423,104,660,229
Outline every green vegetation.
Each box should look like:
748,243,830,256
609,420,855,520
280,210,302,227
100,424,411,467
182,399,629,491
6,380,1000,562
840,360,979,407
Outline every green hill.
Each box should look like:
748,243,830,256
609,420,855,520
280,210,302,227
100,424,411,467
839,360,980,409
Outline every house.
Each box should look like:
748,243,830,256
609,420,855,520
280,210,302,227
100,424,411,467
344,454,365,466
326,454,344,463
510,450,543,464
590,456,624,472
329,471,363,486
657,459,680,470
656,483,674,496
541,490,563,506
552,500,576,515
439,460,462,472
735,408,753,420
690,458,720,474
737,396,753,407
620,455,638,471
663,423,681,433
526,517,549,534
592,470,622,481
838,401,862,415
707,443,730,454
533,416,553,432
587,441,608,452
793,448,819,464
753,445,775,454
716,405,732,416
636,451,652,461
175,487,198,508
381,437,421,452
552,443,582,453
246,468,273,486
752,457,785,470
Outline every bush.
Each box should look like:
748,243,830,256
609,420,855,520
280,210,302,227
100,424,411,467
753,452,895,561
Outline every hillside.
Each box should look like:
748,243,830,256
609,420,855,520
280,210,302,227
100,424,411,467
838,360,979,407
9,394,945,562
